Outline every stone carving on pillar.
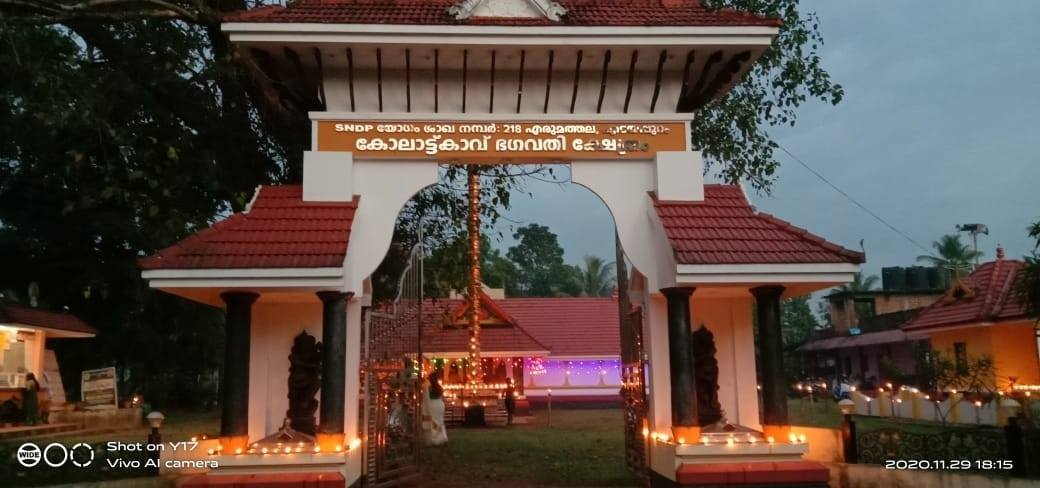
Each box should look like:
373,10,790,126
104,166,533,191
286,331,322,435
691,325,723,427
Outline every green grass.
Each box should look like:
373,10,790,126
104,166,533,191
788,398,843,429
420,408,638,487
0,409,218,487
3,408,636,487
786,398,1006,435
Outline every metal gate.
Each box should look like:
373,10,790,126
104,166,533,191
364,244,424,487
616,240,650,486
620,307,650,485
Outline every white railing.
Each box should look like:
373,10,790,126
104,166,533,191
850,387,1013,425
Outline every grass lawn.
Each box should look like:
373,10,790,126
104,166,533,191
788,397,843,429
417,408,638,488
0,409,218,487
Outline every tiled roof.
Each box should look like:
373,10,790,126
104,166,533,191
421,298,550,355
222,0,780,27
495,297,620,356
420,296,619,357
902,259,1030,332
140,185,357,270
798,329,909,352
653,185,866,265
0,304,97,335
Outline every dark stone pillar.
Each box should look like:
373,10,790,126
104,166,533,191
220,291,258,440
317,291,349,438
752,286,788,427
662,287,698,435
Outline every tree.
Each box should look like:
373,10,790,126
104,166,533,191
0,24,236,407
506,224,581,297
781,296,818,378
577,256,616,297
1017,220,1040,320
698,0,844,190
422,233,516,298
835,273,879,293
916,234,982,278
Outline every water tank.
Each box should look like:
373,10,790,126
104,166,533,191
906,266,930,290
926,267,943,290
881,267,906,291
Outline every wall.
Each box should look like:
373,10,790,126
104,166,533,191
928,322,1040,389
248,301,324,442
825,341,918,384
923,321,1040,390
523,357,622,398
830,292,941,332
690,295,760,430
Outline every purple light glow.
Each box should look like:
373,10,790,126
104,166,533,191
524,358,622,387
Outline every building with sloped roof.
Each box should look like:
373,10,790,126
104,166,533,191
903,249,1039,391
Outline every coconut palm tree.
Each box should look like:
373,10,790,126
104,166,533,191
578,255,616,297
917,234,982,277
835,273,879,293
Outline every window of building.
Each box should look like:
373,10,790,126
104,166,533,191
853,297,876,319
954,342,968,373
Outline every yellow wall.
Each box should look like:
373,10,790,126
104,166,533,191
927,321,1040,390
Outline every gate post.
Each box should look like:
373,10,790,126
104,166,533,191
752,286,789,440
662,287,699,441
219,291,258,453
317,291,351,450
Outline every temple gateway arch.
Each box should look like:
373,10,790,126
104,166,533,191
141,1,861,486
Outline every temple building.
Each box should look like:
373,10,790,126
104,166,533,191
140,1,865,486
419,290,623,400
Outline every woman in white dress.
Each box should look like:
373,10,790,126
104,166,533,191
423,369,448,446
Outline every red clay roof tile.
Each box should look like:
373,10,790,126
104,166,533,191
222,0,780,27
0,304,97,335
140,185,357,270
414,296,619,357
653,185,865,265
902,259,1030,332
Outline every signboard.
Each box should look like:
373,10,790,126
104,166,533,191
315,121,687,162
81,367,118,409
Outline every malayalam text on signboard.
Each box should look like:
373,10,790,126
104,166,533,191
81,367,118,409
315,121,687,161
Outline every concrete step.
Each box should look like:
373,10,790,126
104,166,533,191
0,422,81,441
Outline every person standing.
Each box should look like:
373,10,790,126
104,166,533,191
423,369,448,446
23,373,40,425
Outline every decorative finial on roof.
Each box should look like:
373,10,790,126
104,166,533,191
996,244,1005,260
447,0,567,22
447,0,482,19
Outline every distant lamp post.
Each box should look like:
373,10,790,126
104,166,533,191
146,411,165,474
1001,397,1025,476
838,399,857,464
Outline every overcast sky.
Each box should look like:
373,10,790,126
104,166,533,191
490,0,1040,279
